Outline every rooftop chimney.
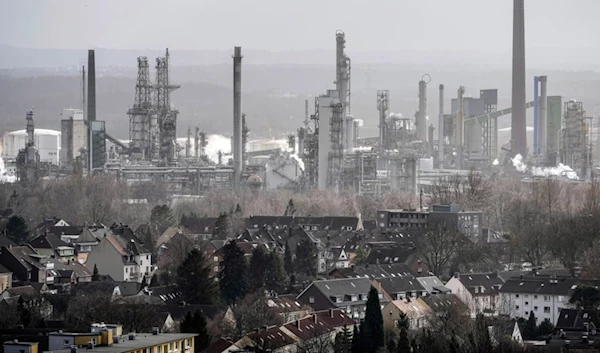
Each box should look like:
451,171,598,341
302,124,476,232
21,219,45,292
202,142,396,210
511,0,527,157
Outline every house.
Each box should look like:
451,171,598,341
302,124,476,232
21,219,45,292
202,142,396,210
85,232,152,283
211,240,274,273
374,275,428,301
364,247,429,275
28,233,76,264
322,247,350,271
382,299,430,330
263,294,312,323
235,325,297,353
3,341,39,353
498,276,600,325
201,338,240,353
279,310,354,351
35,217,70,235
42,259,93,285
181,217,218,240
445,272,505,316
555,308,597,332
45,225,84,244
486,319,523,346
0,263,12,293
417,293,470,319
329,263,415,279
297,277,388,320
155,226,182,249
0,245,48,283
0,234,16,247
157,232,195,270
0,285,53,318
71,227,100,263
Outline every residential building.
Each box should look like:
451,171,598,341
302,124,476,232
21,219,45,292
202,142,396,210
417,293,469,318
498,276,600,324
85,233,152,283
445,272,505,316
364,246,429,275
416,276,452,295
263,294,312,323
329,263,415,279
3,341,39,353
71,227,100,263
377,204,483,241
0,263,12,293
382,299,430,331
296,277,388,320
374,275,428,301
156,233,194,270
0,245,48,283
47,331,196,353
555,308,597,332
1,285,53,318
28,234,76,264
235,325,296,353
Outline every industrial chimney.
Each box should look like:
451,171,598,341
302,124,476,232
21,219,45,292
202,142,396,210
417,80,427,142
87,50,96,123
538,76,548,156
511,0,527,157
438,84,444,167
233,47,243,190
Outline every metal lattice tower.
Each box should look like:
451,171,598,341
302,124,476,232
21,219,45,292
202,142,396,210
155,48,180,165
328,101,344,191
127,57,154,159
377,90,389,155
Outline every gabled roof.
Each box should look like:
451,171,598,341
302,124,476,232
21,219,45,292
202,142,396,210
498,268,573,281
1,245,45,271
105,233,150,257
418,293,468,314
264,294,307,314
156,226,181,248
307,277,375,300
4,285,38,298
376,275,426,295
0,264,12,274
313,308,355,328
364,247,418,265
385,299,430,319
201,338,238,353
454,272,505,296
247,216,294,229
0,234,16,247
556,309,598,330
45,226,83,237
182,217,218,234
283,315,334,341
499,277,600,296
244,326,297,350
29,233,71,250
114,281,143,296
341,263,416,279
74,227,100,244
416,276,451,294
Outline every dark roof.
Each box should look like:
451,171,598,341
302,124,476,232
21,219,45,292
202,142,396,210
182,217,218,234
5,285,38,297
556,309,597,330
416,276,451,294
362,220,377,230
335,263,415,279
45,226,83,237
201,338,237,353
0,234,16,247
146,285,182,303
320,217,359,230
0,264,12,274
364,247,417,265
454,272,505,296
283,315,334,341
499,277,600,296
165,304,227,321
498,268,573,281
1,245,45,271
244,326,296,350
264,294,307,314
307,278,378,303
28,233,71,250
114,281,143,296
247,216,294,229
313,308,355,328
419,293,468,314
376,275,426,295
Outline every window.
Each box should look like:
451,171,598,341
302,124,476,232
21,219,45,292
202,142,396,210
64,340,70,345
125,268,128,273
213,266,218,272
534,306,538,311
516,305,520,310
309,296,315,304
525,301,529,306
534,295,538,299
544,307,551,313
213,256,218,262
524,295,529,298
525,311,529,315
515,294,519,298
544,295,550,302
146,255,149,260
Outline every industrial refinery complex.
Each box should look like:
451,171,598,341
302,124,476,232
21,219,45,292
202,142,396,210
1,0,597,193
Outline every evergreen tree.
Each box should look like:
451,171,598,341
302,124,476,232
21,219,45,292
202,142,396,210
140,274,148,287
363,286,384,352
6,215,28,244
351,325,362,353
248,246,268,292
149,274,160,287
294,238,317,277
523,311,537,340
150,204,175,229
214,212,231,239
353,246,368,266
17,296,31,328
180,310,211,353
397,311,411,353
219,240,248,304
284,244,294,275
569,285,600,309
177,249,218,304
334,325,352,353
473,313,492,352
92,264,100,281
264,251,286,293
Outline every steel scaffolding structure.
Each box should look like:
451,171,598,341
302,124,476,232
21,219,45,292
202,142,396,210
155,48,180,165
127,57,154,159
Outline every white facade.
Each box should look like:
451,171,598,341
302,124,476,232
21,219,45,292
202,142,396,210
499,291,571,325
86,236,152,283
2,129,61,165
446,277,500,316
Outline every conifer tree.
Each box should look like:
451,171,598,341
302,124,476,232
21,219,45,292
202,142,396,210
219,240,248,304
177,249,218,304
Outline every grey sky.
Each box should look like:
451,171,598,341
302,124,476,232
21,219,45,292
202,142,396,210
2,0,599,52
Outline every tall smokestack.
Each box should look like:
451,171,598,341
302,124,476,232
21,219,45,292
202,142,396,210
417,80,427,142
233,47,243,190
87,50,96,122
438,84,444,167
539,76,548,156
511,0,527,157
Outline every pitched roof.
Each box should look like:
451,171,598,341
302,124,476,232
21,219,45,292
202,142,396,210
0,234,16,247
29,233,71,250
283,315,334,341
201,338,238,353
337,263,416,279
376,275,426,295
247,216,294,229
454,272,505,296
416,276,451,294
114,281,143,296
418,293,468,314
556,309,598,330
5,285,37,297
264,294,307,314
498,268,573,281
156,226,181,248
499,277,600,296
365,247,418,265
1,245,45,271
244,326,296,350
0,264,12,274
182,217,218,234
312,308,355,328
308,277,376,300
45,226,83,237
386,299,430,319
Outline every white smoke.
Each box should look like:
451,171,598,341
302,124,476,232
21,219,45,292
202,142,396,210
205,134,231,163
0,158,17,183
511,154,578,180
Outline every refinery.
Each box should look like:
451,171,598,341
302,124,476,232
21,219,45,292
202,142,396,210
1,0,597,194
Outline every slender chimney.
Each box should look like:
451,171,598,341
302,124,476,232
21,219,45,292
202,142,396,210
87,50,96,122
233,47,243,189
438,84,445,167
539,76,548,156
511,0,527,157
417,80,427,142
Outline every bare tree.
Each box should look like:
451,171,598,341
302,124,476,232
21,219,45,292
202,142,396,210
410,217,465,276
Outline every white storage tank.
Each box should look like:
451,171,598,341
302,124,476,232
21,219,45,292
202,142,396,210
2,129,61,165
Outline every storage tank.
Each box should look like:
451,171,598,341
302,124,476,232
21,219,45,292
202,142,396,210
2,129,61,165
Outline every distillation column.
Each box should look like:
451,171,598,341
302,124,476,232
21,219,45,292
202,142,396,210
335,31,350,150
438,84,445,167
233,47,243,190
538,76,548,156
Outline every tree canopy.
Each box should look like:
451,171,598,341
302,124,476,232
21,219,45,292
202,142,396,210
176,249,218,304
219,240,248,304
6,215,28,244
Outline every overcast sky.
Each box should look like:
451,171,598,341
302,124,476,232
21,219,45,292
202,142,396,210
2,0,599,53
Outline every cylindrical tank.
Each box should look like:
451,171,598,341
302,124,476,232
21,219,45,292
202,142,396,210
2,129,61,165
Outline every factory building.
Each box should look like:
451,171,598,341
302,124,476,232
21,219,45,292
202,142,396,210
60,108,87,168
2,128,61,165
